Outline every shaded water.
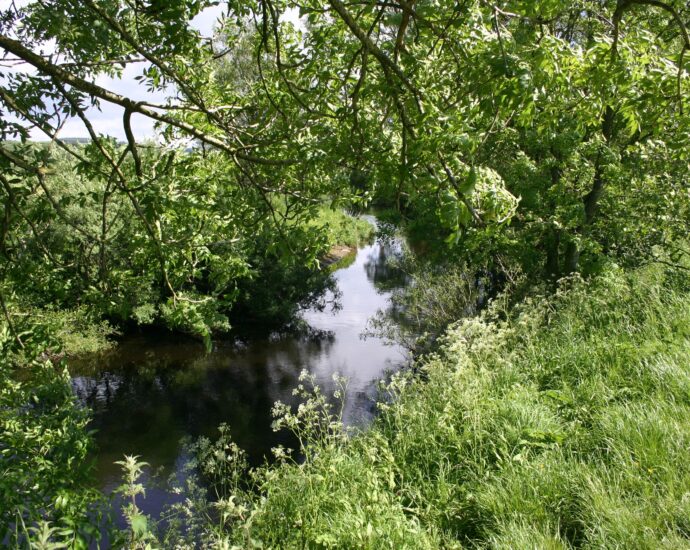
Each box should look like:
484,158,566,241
69,219,407,519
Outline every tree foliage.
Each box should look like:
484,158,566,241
1,0,688,288
0,303,101,547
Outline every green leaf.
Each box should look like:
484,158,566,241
456,201,472,227
130,513,148,537
459,166,477,195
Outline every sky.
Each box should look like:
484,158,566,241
0,1,226,141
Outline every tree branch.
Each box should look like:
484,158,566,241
0,33,292,168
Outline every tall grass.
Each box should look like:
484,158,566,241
158,265,690,548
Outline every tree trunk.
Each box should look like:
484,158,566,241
564,240,580,274
545,228,561,280
565,106,615,273
545,155,562,279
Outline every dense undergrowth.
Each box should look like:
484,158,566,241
0,316,101,546
153,264,690,548
2,204,373,356
310,208,375,251
225,207,374,331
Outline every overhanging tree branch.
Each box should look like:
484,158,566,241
0,33,293,168
327,0,423,105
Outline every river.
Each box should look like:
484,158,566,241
68,217,408,521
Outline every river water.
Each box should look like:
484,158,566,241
68,219,408,520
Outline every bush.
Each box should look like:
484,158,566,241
0,306,103,547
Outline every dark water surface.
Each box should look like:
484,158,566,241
69,219,407,520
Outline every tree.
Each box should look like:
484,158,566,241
1,0,689,289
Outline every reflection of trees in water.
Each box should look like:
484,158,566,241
365,259,500,355
363,239,409,291
65,225,409,523
69,329,342,473
297,272,342,314
300,283,343,316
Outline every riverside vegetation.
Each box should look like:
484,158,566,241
1,0,690,547
149,263,690,548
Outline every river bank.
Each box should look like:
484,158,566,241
68,216,408,525
32,208,374,359
145,264,690,548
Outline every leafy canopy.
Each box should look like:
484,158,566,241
1,0,689,297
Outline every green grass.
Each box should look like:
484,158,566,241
187,265,690,548
309,206,375,248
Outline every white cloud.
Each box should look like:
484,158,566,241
190,3,225,37
0,0,220,142
0,0,29,10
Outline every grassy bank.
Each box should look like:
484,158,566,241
176,265,690,548
311,207,375,249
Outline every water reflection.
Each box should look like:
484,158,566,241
69,222,408,519
364,238,409,290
